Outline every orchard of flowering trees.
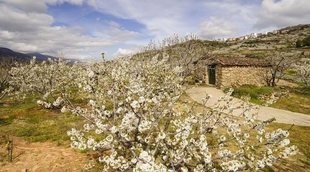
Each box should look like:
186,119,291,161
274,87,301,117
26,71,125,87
1,56,298,171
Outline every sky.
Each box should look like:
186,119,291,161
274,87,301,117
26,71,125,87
0,0,309,60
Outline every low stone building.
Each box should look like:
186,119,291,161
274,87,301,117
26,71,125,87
205,57,271,88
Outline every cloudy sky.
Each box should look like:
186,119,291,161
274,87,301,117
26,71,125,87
0,0,309,60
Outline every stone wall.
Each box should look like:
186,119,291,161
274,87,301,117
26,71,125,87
205,66,209,84
216,66,222,86
220,66,269,87
205,65,270,88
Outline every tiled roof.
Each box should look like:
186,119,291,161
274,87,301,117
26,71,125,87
207,57,271,67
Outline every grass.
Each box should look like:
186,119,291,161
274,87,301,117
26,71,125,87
272,86,310,115
284,69,298,76
0,98,83,145
272,92,310,115
228,84,310,115
228,84,273,105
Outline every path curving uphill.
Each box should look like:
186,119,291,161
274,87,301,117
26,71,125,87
186,86,310,127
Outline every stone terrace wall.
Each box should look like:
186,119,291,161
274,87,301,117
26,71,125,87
220,66,269,87
216,65,222,87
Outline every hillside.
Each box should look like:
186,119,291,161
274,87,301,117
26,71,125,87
134,24,310,59
0,47,32,62
131,24,310,82
0,47,57,63
214,24,310,58
27,53,57,61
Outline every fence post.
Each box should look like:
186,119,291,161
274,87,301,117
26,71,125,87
6,135,13,162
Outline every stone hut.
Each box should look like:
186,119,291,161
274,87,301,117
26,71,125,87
205,57,271,88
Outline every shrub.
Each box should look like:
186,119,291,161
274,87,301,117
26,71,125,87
302,36,310,47
296,36,310,48
296,40,302,48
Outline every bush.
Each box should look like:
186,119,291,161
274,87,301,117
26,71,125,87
296,36,310,48
303,36,310,46
296,40,302,48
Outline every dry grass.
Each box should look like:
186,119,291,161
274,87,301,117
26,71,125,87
272,93,310,115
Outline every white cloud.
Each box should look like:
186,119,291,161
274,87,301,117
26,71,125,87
3,0,47,12
255,0,310,29
0,4,53,32
86,0,262,40
198,17,236,39
114,48,136,57
2,0,194,59
0,31,14,39
13,43,39,52
0,0,308,60
46,0,85,6
86,0,199,39
200,1,259,36
0,0,139,59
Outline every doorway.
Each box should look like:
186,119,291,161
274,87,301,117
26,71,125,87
208,65,216,85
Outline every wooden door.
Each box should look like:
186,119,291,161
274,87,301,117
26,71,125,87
208,65,216,85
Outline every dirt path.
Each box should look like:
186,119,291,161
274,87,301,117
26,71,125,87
186,86,310,127
0,138,87,172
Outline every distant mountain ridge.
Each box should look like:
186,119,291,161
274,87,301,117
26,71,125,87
0,47,57,62
27,52,57,61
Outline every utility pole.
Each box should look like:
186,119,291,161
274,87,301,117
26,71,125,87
101,52,105,61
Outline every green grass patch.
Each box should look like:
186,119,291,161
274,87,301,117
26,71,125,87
295,85,310,95
228,85,310,115
284,69,298,76
0,100,83,145
228,85,273,105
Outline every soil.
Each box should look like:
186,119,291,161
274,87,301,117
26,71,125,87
0,138,88,172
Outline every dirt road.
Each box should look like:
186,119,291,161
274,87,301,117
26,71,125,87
186,86,310,126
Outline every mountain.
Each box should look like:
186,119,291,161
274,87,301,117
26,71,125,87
0,47,59,63
27,52,57,61
0,47,32,62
